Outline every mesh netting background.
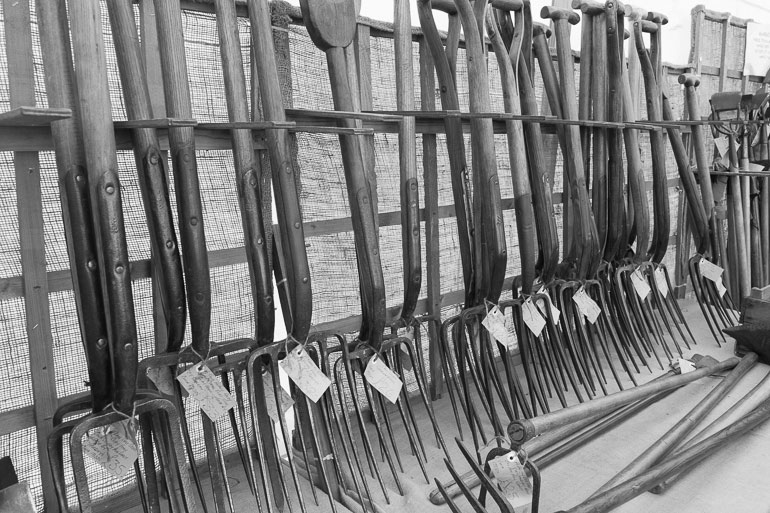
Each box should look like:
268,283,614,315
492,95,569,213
0,1,758,510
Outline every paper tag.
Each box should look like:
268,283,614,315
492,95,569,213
364,355,403,404
716,279,728,298
146,366,176,396
177,363,237,421
699,258,724,283
631,269,651,301
479,438,510,465
263,372,294,423
83,420,138,478
279,345,332,403
654,268,669,298
714,136,729,158
677,358,696,374
521,298,546,337
488,452,533,512
572,287,601,324
536,287,561,324
482,306,518,351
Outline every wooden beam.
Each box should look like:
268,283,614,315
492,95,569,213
0,106,71,126
3,1,58,509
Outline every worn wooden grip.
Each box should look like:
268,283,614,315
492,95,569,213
532,22,552,38
639,19,658,33
679,73,701,87
430,0,458,15
299,0,357,51
491,0,524,12
574,0,604,16
541,6,580,24
646,10,668,24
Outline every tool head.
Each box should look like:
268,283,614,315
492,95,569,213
299,0,357,51
678,73,701,88
430,0,458,15
491,0,524,12
540,6,580,24
532,22,552,38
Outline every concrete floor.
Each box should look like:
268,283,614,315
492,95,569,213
128,299,770,513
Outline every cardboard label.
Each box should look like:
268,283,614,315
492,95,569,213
572,287,601,324
279,345,332,403
699,258,727,297
482,306,518,351
522,298,546,337
488,452,533,512
83,420,138,478
631,269,651,301
263,372,294,423
146,366,175,396
654,268,669,298
536,287,561,324
177,362,237,421
677,358,696,374
364,355,403,404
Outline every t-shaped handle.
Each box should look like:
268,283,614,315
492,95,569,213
679,73,701,88
532,21,552,39
571,0,604,16
647,11,668,25
541,5,580,24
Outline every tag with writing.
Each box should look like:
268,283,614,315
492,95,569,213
521,298,546,337
488,452,533,512
654,268,669,297
279,345,332,403
536,287,561,324
177,362,237,421
83,420,138,479
677,358,696,374
699,258,724,283
262,372,294,423
478,438,510,466
364,355,403,404
482,306,518,351
146,366,175,396
631,269,651,301
572,287,601,324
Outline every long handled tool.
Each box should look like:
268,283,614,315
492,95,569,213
62,1,197,511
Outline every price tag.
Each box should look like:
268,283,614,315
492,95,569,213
572,287,601,324
177,363,237,421
677,358,696,374
364,355,403,404
521,298,546,337
654,268,669,298
699,258,724,283
488,452,533,512
262,372,294,423
279,345,332,403
631,269,651,301
146,366,175,396
536,287,561,324
83,420,138,479
482,306,518,351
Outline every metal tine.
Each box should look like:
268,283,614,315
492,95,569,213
434,478,466,513
637,264,685,357
507,300,551,415
439,315,476,438
688,256,728,345
656,263,699,346
442,456,492,513
615,265,666,368
554,284,599,398
646,263,694,351
463,444,518,513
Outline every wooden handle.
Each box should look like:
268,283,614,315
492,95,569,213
531,21,552,38
678,72,701,87
430,0,458,15
491,0,524,12
646,10,668,24
541,6,580,24
574,0,605,16
508,357,741,444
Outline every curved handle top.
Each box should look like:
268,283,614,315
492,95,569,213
491,0,524,11
679,73,701,88
532,22,552,38
541,6,580,24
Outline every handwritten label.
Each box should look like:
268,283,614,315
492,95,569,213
177,363,236,421
262,372,294,423
744,22,770,76
536,287,561,324
699,258,727,297
279,345,331,403
488,452,533,512
146,366,175,396
364,355,403,404
572,287,601,324
482,306,518,351
522,298,546,337
83,420,138,478
654,268,669,298
631,269,651,301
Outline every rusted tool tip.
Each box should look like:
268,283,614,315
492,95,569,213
679,73,701,87
541,5,581,24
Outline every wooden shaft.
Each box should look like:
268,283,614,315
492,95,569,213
762,177,770,284
589,352,757,497
740,136,753,287
557,399,770,513
653,365,770,493
590,11,608,255
576,7,593,184
69,0,138,413
508,357,741,444
728,136,751,300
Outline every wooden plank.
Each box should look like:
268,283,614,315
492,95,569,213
0,406,34,437
0,106,71,126
3,1,58,509
718,18,730,92
419,34,443,400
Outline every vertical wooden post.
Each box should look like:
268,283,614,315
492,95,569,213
718,16,731,92
419,37,444,399
3,1,58,509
